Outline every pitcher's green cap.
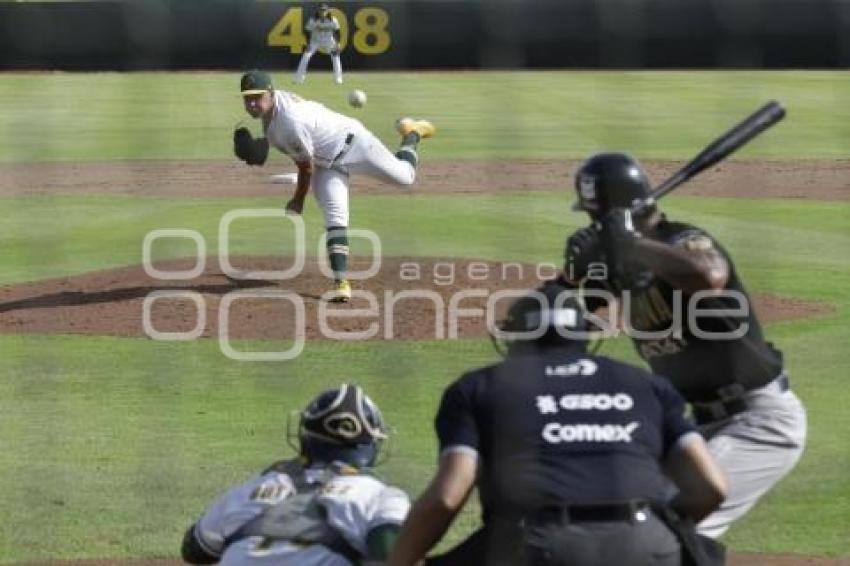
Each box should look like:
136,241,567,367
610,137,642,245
240,70,273,96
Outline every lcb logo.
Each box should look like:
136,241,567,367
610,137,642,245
141,209,381,361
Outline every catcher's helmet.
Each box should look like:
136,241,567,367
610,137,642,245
573,152,653,219
295,384,387,468
495,281,589,354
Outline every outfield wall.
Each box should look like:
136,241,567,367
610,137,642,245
1,0,849,70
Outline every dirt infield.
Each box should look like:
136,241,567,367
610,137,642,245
1,159,849,200
0,257,833,340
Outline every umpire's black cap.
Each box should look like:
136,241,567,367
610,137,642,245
498,280,589,351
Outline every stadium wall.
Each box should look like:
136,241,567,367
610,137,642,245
1,0,849,70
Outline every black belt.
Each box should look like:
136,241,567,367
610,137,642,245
692,398,747,424
692,373,790,424
527,500,650,525
331,133,355,164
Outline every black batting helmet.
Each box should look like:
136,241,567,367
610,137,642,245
573,152,653,219
293,384,387,468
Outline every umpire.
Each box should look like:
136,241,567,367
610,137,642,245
387,281,727,566
563,152,807,538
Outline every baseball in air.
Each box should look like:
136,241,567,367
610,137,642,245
348,89,367,108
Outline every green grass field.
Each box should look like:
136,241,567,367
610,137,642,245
0,71,849,562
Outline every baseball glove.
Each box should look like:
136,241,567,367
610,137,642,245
233,127,269,166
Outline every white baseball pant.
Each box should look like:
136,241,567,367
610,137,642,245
295,40,342,84
312,129,417,227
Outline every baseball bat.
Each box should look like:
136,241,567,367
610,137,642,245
634,100,786,213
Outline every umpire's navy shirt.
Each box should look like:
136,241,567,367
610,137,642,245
436,346,697,519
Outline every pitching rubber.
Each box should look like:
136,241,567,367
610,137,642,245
268,173,298,185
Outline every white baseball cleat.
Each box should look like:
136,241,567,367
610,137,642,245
395,118,436,139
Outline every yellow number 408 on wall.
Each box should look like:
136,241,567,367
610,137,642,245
267,7,391,55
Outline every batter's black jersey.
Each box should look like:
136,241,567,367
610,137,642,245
618,219,784,402
435,347,696,520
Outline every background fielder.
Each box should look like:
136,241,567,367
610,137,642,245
294,3,343,85
234,69,435,302
182,384,409,565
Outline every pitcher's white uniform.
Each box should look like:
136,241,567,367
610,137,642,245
295,13,343,84
188,460,410,565
265,90,418,228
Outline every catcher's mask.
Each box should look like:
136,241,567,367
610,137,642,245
287,384,388,469
572,152,655,221
491,281,592,356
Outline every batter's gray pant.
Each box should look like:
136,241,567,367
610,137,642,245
696,375,807,538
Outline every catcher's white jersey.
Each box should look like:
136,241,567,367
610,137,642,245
306,16,340,50
192,460,410,566
265,90,364,168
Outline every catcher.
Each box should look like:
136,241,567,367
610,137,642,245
234,70,435,302
181,384,409,565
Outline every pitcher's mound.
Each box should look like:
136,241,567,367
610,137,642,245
0,257,833,341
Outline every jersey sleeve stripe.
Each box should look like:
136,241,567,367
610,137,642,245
193,523,223,558
439,445,480,460
672,431,704,452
